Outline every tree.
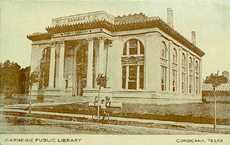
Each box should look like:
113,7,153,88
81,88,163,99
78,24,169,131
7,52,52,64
204,73,228,85
204,72,224,131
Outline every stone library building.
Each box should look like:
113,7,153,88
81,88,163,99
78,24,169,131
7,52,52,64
27,9,205,104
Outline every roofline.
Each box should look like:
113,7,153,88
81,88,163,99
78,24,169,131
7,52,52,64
28,19,205,57
53,11,109,20
27,33,51,41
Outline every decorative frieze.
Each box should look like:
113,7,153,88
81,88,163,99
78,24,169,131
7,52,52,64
121,55,144,65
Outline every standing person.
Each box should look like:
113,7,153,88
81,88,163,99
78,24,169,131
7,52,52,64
105,96,111,120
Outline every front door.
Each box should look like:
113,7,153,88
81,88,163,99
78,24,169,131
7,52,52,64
76,44,88,96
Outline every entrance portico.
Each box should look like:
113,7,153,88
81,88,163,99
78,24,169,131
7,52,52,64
46,36,111,96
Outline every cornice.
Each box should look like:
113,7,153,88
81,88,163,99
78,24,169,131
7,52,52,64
27,33,51,41
28,18,205,57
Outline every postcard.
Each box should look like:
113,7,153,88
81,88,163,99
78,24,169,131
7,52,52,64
0,0,230,145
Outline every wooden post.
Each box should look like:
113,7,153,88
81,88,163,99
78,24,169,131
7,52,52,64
97,85,101,121
213,87,217,131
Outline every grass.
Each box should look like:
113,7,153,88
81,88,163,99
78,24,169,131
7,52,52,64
29,102,230,125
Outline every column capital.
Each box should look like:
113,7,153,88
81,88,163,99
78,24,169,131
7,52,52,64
87,37,94,41
56,41,64,45
50,41,64,47
98,36,107,41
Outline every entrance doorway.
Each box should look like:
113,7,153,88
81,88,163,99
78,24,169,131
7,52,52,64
75,43,88,96
65,40,88,96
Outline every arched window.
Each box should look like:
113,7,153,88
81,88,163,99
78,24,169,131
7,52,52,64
122,39,144,90
172,48,177,64
161,42,168,59
181,53,187,93
188,57,193,93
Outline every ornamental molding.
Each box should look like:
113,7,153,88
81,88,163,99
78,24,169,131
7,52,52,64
27,11,205,57
121,55,144,65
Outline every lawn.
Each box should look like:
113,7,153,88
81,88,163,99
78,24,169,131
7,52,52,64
30,102,230,125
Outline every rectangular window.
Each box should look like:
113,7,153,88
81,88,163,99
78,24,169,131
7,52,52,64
189,75,192,93
122,66,126,89
128,65,137,89
129,65,137,81
196,76,199,94
140,65,144,89
161,66,167,91
182,72,186,93
172,70,177,92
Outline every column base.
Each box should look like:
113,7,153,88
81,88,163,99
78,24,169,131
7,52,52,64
83,87,112,98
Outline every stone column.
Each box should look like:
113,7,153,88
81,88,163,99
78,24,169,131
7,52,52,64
48,45,56,89
72,47,78,96
104,40,108,75
57,41,65,89
126,65,129,89
136,65,140,89
86,38,94,88
136,41,140,89
98,37,105,74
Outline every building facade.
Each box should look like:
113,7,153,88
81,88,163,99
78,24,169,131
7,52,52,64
27,11,205,104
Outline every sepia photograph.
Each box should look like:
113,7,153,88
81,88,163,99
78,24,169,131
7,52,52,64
0,0,230,140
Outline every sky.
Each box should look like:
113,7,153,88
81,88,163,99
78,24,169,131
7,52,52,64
0,0,230,78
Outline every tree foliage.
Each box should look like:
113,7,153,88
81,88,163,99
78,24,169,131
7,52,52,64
204,73,228,87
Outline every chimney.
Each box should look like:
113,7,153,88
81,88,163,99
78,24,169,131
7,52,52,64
167,8,174,28
191,31,196,45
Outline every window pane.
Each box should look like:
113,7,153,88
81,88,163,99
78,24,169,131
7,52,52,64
129,39,137,48
161,66,167,91
129,65,137,81
172,70,176,92
129,47,137,55
122,66,126,89
123,44,127,55
128,82,136,89
140,65,144,89
140,44,144,54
